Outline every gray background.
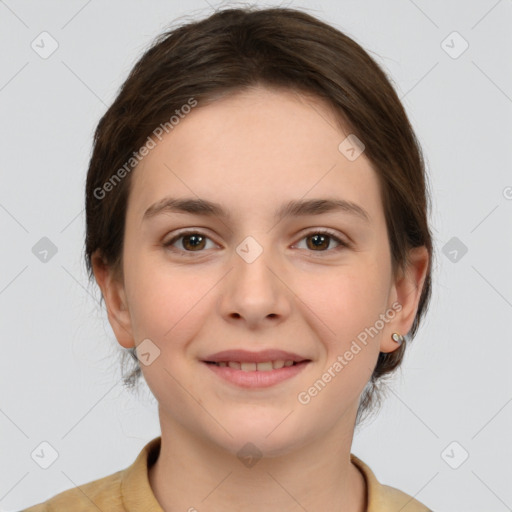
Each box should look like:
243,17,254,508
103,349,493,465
1,1,511,510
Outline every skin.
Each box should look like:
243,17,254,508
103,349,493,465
93,86,429,511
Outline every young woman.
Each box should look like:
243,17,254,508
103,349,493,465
24,6,434,511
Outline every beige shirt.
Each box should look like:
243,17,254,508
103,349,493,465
23,436,432,511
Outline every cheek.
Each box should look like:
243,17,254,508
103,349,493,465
126,263,212,405
294,268,385,412
302,261,388,333
124,247,208,336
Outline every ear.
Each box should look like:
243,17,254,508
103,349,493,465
380,245,429,353
91,250,135,349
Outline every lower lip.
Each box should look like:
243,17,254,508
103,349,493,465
203,361,310,388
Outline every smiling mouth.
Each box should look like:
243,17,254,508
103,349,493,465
204,360,308,371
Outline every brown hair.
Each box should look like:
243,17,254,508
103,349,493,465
84,6,433,425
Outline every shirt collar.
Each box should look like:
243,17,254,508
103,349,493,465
121,436,406,511
121,436,164,511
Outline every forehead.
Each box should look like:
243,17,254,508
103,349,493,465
128,86,382,223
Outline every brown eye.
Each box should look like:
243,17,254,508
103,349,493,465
164,231,214,253
181,233,206,251
306,233,330,250
296,230,349,253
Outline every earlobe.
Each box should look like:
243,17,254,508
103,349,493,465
380,245,429,354
91,251,135,349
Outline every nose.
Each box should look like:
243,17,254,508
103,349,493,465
219,239,292,330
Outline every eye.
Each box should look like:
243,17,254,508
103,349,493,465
163,230,217,255
294,229,350,253
163,228,350,256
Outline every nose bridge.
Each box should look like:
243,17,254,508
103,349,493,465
234,233,277,296
221,233,289,324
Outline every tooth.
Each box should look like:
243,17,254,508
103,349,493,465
256,361,273,371
220,360,296,371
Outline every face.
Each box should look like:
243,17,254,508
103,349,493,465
96,86,426,458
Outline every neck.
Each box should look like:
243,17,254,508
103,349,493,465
148,413,367,512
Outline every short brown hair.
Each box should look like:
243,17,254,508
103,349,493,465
84,6,433,425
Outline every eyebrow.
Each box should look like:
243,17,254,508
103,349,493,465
143,196,371,223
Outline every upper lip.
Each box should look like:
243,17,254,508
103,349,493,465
203,349,310,363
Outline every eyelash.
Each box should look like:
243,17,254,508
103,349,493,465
162,229,350,257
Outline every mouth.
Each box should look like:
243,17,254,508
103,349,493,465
201,349,311,387
201,350,312,388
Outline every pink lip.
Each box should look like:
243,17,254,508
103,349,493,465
204,360,310,388
202,349,309,364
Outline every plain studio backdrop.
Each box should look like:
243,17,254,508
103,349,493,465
1,1,511,511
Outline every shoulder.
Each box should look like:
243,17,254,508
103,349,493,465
21,470,124,512
350,454,434,511
21,437,162,512
374,482,433,511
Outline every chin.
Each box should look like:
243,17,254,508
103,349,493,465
207,413,312,460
